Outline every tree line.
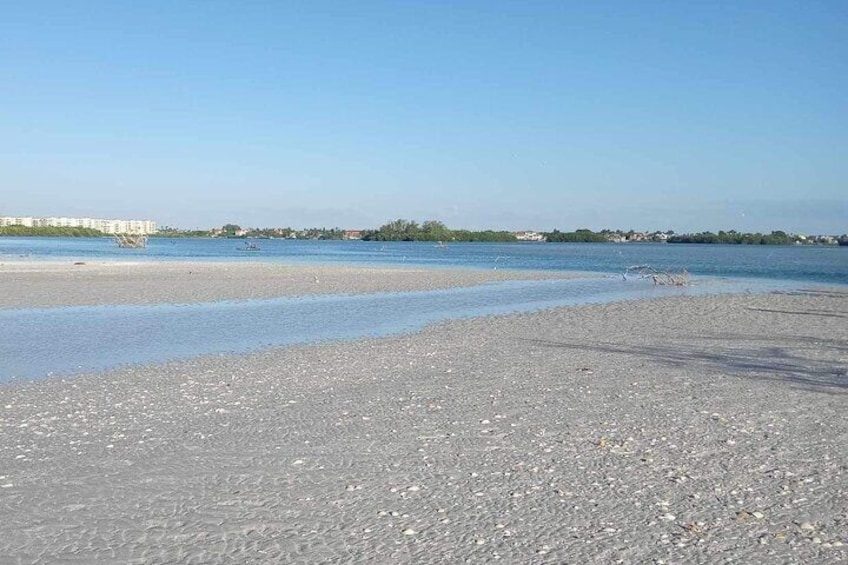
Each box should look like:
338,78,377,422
3,222,842,246
0,226,105,237
360,219,516,242
208,224,346,240
666,230,795,245
545,229,609,243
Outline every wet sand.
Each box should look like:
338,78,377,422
0,260,574,309
1,263,846,563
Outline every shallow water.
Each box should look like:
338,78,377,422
1,237,846,285
0,275,814,383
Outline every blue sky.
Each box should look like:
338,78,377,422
1,1,845,233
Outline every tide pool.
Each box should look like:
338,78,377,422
1,275,813,383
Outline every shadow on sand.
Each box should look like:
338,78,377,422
523,333,848,395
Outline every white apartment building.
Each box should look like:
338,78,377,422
0,216,157,234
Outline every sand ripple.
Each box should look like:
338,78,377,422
1,291,846,563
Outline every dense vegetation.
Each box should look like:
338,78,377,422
204,224,345,240
543,228,822,245
545,229,609,243
448,230,518,242
151,226,213,238
360,219,516,242
667,230,795,245
0,226,105,237
3,222,840,246
298,227,345,240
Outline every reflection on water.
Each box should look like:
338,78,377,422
1,276,806,383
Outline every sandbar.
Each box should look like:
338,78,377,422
0,260,575,309
0,262,846,563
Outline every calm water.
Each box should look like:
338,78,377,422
1,237,846,284
1,237,845,382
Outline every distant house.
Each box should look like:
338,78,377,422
515,230,545,241
344,230,363,240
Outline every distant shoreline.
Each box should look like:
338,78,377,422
2,226,845,246
2,233,846,246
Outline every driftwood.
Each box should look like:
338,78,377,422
114,234,148,248
624,265,689,286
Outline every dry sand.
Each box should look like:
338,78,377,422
1,263,846,564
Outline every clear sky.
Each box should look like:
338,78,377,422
1,1,846,233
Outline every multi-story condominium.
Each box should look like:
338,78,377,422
0,216,157,234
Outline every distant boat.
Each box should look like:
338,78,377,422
435,241,448,250
839,237,848,247
237,242,261,252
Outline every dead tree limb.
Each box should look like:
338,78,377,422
624,265,690,286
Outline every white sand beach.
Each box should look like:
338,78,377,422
1,262,846,563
